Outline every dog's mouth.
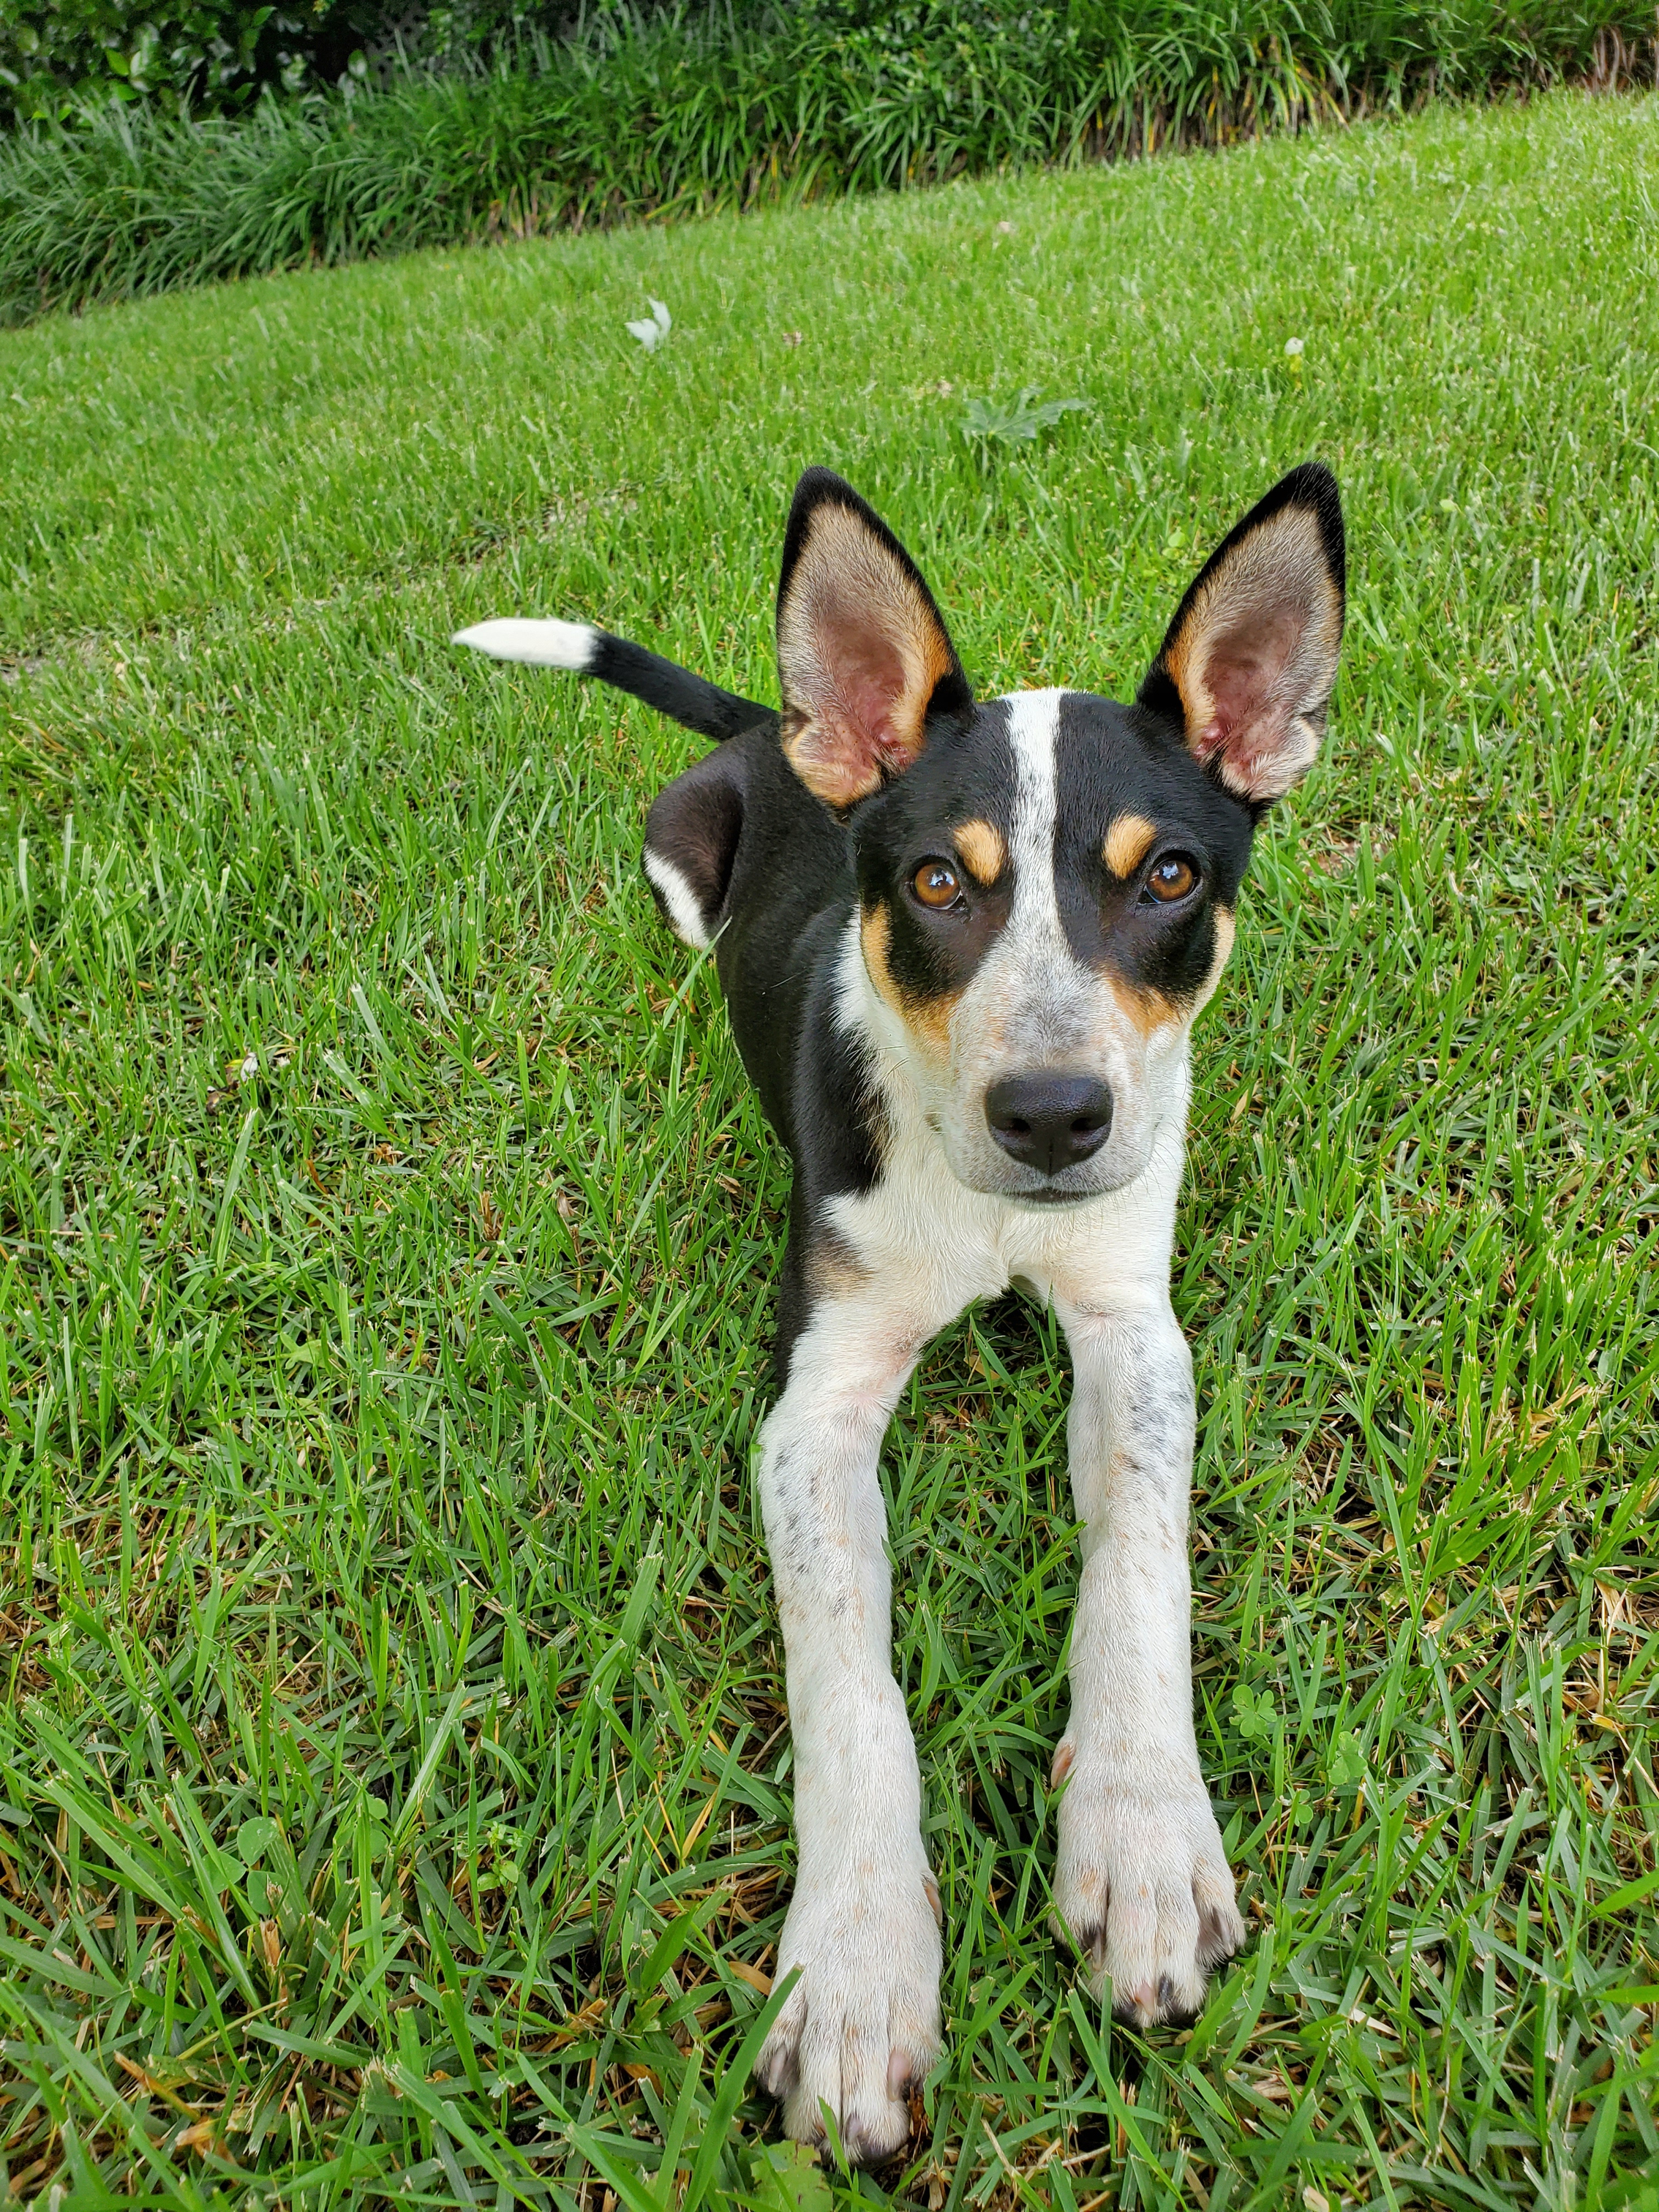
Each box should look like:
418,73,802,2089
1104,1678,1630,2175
1017,1187,1094,1207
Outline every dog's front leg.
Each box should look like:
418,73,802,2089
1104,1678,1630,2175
753,1300,945,2164
1049,1292,1245,2025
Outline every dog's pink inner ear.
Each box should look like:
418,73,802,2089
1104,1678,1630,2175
1204,616,1298,733
1154,497,1343,805
1188,612,1303,774
778,496,963,808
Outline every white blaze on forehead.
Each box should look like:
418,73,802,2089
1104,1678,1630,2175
978,688,1102,1065
1002,688,1066,945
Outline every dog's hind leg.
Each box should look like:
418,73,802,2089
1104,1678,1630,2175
1045,1290,1245,2025
642,742,748,950
751,1276,960,2165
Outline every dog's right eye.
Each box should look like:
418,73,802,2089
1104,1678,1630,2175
912,858,962,909
1145,852,1199,903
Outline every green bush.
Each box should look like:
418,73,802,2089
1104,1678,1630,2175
0,0,686,121
0,0,1650,318
0,0,353,120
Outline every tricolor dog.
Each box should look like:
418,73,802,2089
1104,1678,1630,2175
456,462,1345,2163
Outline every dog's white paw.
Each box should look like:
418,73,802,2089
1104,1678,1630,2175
1050,1741,1244,2027
756,1864,943,2165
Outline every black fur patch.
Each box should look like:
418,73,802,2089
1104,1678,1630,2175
1053,694,1254,1005
851,699,1016,1015
590,631,770,742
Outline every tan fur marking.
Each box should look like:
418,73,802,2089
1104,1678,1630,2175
860,900,901,1012
1110,980,1173,1039
1107,905,1235,1035
1102,813,1158,880
861,901,955,1063
1106,975,1181,1040
953,819,1007,886
779,503,956,809
1190,906,1235,1017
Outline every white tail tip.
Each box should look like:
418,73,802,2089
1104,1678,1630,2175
451,617,597,671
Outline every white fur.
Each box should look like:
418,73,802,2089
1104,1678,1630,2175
753,1292,951,2160
451,617,597,669
643,847,712,949
757,702,1244,2146
1006,684,1066,936
1047,1290,1245,2019
756,1064,1237,2125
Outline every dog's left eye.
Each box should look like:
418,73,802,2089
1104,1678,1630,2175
912,858,963,909
1145,853,1199,903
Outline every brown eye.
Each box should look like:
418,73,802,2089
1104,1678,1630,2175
912,858,962,909
1146,853,1198,903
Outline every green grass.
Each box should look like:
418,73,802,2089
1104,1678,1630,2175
2,85,1658,2211
1,0,1654,325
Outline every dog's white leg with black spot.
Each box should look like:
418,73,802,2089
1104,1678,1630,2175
753,1294,949,2164
1047,1290,1245,2023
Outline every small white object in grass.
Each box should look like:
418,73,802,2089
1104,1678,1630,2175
237,1053,258,1083
626,298,672,352
1284,336,1305,357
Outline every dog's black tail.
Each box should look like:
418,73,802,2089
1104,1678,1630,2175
452,617,770,742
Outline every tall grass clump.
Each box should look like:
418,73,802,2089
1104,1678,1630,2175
0,0,1652,320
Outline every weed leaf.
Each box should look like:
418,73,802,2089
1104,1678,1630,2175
750,2141,833,2212
960,388,1088,452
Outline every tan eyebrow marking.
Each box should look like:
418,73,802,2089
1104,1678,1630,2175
1103,813,1159,879
953,819,1007,885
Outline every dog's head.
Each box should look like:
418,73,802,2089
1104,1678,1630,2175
775,464,1345,1203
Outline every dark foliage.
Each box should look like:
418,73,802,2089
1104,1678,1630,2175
0,0,383,121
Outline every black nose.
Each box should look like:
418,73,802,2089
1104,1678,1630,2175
984,1072,1113,1176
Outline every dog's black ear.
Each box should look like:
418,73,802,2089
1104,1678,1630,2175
1140,463,1344,805
775,468,972,808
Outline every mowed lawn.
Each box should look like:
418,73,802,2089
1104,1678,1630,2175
2,86,1658,2211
